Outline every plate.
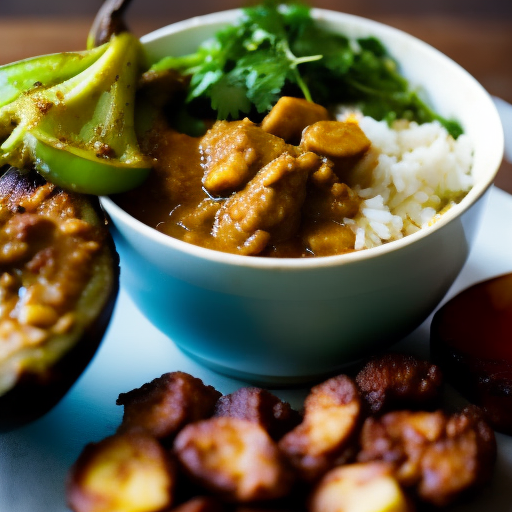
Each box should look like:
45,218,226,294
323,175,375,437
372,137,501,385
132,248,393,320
1,100,512,511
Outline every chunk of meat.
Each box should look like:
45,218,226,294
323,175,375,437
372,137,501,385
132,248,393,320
261,97,330,144
213,387,301,440
116,372,222,440
212,152,321,255
67,432,176,512
296,163,361,256
200,118,293,194
174,417,294,502
278,374,361,481
355,353,444,414
179,199,222,244
301,120,371,160
301,220,356,257
303,179,360,223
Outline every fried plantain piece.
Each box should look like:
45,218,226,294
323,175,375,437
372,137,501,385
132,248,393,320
309,462,413,512
417,405,496,507
170,496,225,512
214,387,301,440
278,375,361,482
355,353,443,415
358,407,496,507
358,410,446,487
235,507,300,512
116,371,222,439
174,417,294,503
67,431,175,512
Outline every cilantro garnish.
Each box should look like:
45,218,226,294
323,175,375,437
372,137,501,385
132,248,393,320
151,1,463,138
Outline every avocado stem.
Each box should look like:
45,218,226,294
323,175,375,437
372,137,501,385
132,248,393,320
87,0,134,49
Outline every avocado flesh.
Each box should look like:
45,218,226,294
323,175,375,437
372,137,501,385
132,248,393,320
0,32,151,195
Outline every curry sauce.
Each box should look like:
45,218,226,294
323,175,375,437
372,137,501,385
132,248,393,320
116,97,372,257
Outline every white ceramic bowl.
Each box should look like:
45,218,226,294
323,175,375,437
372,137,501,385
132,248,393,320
101,9,504,384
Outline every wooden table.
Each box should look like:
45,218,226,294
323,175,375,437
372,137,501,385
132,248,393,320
0,11,510,190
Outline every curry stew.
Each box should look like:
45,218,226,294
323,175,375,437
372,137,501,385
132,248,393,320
116,96,375,257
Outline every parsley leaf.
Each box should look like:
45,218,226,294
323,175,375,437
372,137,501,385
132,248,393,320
150,1,321,119
210,74,251,119
236,47,290,113
150,1,463,138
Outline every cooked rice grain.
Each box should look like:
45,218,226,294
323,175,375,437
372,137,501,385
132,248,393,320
342,115,473,250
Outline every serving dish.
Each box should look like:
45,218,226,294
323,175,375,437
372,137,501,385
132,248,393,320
101,8,503,383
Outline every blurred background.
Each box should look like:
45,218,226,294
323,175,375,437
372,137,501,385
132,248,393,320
0,0,510,102
0,0,511,186
1,0,511,17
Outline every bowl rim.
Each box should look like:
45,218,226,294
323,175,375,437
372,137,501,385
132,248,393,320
101,7,504,271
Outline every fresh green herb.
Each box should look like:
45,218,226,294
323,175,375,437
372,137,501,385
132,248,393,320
151,1,463,138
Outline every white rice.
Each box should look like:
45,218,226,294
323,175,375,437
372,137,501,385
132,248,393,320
337,112,474,250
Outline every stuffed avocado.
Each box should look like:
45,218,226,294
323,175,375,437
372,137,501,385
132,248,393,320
0,167,119,429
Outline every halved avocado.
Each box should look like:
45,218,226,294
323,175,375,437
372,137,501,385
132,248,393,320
0,166,119,430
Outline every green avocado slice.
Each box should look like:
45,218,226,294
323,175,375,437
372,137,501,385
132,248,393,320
0,32,151,195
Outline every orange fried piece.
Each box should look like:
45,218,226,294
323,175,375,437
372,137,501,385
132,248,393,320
309,461,413,512
278,374,361,481
235,506,304,512
358,407,496,507
234,509,293,512
67,431,175,512
170,497,225,512
417,405,496,507
116,371,221,439
214,387,301,440
358,410,447,486
355,353,443,414
174,417,294,502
